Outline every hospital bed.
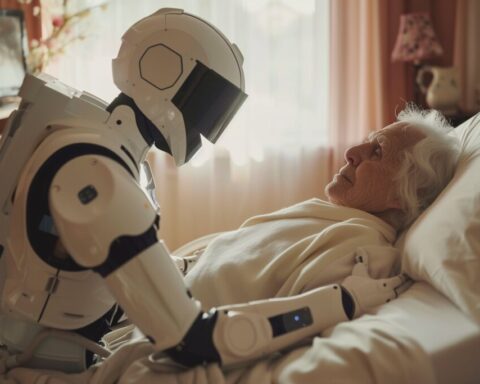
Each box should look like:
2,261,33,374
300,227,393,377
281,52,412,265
174,113,480,384
171,250,480,384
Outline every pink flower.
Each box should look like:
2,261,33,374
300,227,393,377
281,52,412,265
52,16,64,28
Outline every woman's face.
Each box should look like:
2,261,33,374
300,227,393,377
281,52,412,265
325,122,425,213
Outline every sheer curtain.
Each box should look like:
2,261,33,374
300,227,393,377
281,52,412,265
329,0,388,174
45,0,331,249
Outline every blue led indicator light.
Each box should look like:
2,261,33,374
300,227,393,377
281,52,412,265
294,315,300,321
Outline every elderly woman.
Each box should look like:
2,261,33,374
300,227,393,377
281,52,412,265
326,107,459,230
182,107,460,309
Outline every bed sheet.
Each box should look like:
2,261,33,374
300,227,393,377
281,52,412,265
369,282,480,384
0,284,440,384
2,283,478,384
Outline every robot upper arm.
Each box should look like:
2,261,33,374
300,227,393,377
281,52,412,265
49,154,158,271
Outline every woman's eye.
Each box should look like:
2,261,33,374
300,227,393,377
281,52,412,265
373,145,382,158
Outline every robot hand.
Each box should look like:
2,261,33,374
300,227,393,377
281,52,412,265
170,253,202,275
341,255,413,318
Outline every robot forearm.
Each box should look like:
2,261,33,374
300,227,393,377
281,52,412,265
163,258,412,368
159,283,348,367
103,241,202,350
211,284,349,366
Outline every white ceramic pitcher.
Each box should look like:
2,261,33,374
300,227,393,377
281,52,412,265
416,66,460,115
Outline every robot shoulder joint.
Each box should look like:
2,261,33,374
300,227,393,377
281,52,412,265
49,154,157,269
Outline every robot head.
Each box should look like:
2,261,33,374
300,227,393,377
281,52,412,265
112,8,247,166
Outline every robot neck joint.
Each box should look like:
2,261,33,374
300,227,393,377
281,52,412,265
107,93,172,156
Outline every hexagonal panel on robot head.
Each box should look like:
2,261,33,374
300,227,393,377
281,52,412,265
140,44,183,90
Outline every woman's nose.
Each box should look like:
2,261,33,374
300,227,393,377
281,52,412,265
344,145,361,167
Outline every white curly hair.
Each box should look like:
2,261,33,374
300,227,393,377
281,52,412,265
392,105,461,229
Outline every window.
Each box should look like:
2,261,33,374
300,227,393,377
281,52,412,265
46,0,330,164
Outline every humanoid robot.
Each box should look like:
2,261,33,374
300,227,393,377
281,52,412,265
0,8,411,373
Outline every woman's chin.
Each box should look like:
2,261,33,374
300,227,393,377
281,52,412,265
325,181,344,204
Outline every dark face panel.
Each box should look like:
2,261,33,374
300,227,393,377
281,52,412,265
172,61,247,163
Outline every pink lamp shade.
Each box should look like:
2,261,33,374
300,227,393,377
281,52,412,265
391,13,443,63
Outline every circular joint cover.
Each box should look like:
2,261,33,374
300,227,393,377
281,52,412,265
224,314,261,357
139,44,183,90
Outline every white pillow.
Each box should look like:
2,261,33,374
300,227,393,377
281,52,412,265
400,113,480,324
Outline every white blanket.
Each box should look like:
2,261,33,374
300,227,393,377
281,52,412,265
1,199,437,383
185,198,398,306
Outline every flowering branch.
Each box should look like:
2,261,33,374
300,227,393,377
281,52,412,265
23,0,108,74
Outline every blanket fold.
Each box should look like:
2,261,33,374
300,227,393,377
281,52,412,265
185,198,398,307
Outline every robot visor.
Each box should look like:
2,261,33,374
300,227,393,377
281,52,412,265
172,61,247,162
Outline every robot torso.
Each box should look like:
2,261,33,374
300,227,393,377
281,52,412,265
0,74,146,331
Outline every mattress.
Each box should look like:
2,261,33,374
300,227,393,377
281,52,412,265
372,282,480,384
